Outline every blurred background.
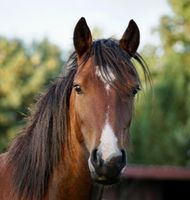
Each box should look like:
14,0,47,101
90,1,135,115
0,0,190,168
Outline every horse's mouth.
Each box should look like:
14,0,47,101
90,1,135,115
92,174,120,185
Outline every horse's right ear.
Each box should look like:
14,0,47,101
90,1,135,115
73,17,92,58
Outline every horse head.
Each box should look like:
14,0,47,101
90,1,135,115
70,17,141,185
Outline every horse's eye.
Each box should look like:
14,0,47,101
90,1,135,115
132,87,140,96
73,84,82,94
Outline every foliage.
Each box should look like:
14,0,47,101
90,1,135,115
129,0,190,166
0,38,63,152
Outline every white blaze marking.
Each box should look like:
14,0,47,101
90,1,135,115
105,84,110,91
98,117,121,161
95,67,120,160
95,66,116,91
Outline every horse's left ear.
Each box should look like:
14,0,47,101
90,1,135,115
73,17,92,58
119,20,140,57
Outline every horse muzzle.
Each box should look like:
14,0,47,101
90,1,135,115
88,149,126,185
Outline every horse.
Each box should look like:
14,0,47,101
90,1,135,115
0,17,149,200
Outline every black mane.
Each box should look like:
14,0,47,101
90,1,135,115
8,39,149,200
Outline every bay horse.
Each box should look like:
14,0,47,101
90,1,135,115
0,18,148,200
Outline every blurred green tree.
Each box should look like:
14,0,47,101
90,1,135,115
130,0,190,166
0,38,63,152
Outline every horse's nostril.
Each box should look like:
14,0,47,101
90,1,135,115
91,149,98,163
106,149,126,169
120,149,127,168
91,149,103,168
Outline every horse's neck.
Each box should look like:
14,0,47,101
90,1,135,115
48,128,92,200
0,153,15,200
48,96,92,200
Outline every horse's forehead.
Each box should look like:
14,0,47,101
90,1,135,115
76,57,115,82
75,59,95,83
75,56,139,91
